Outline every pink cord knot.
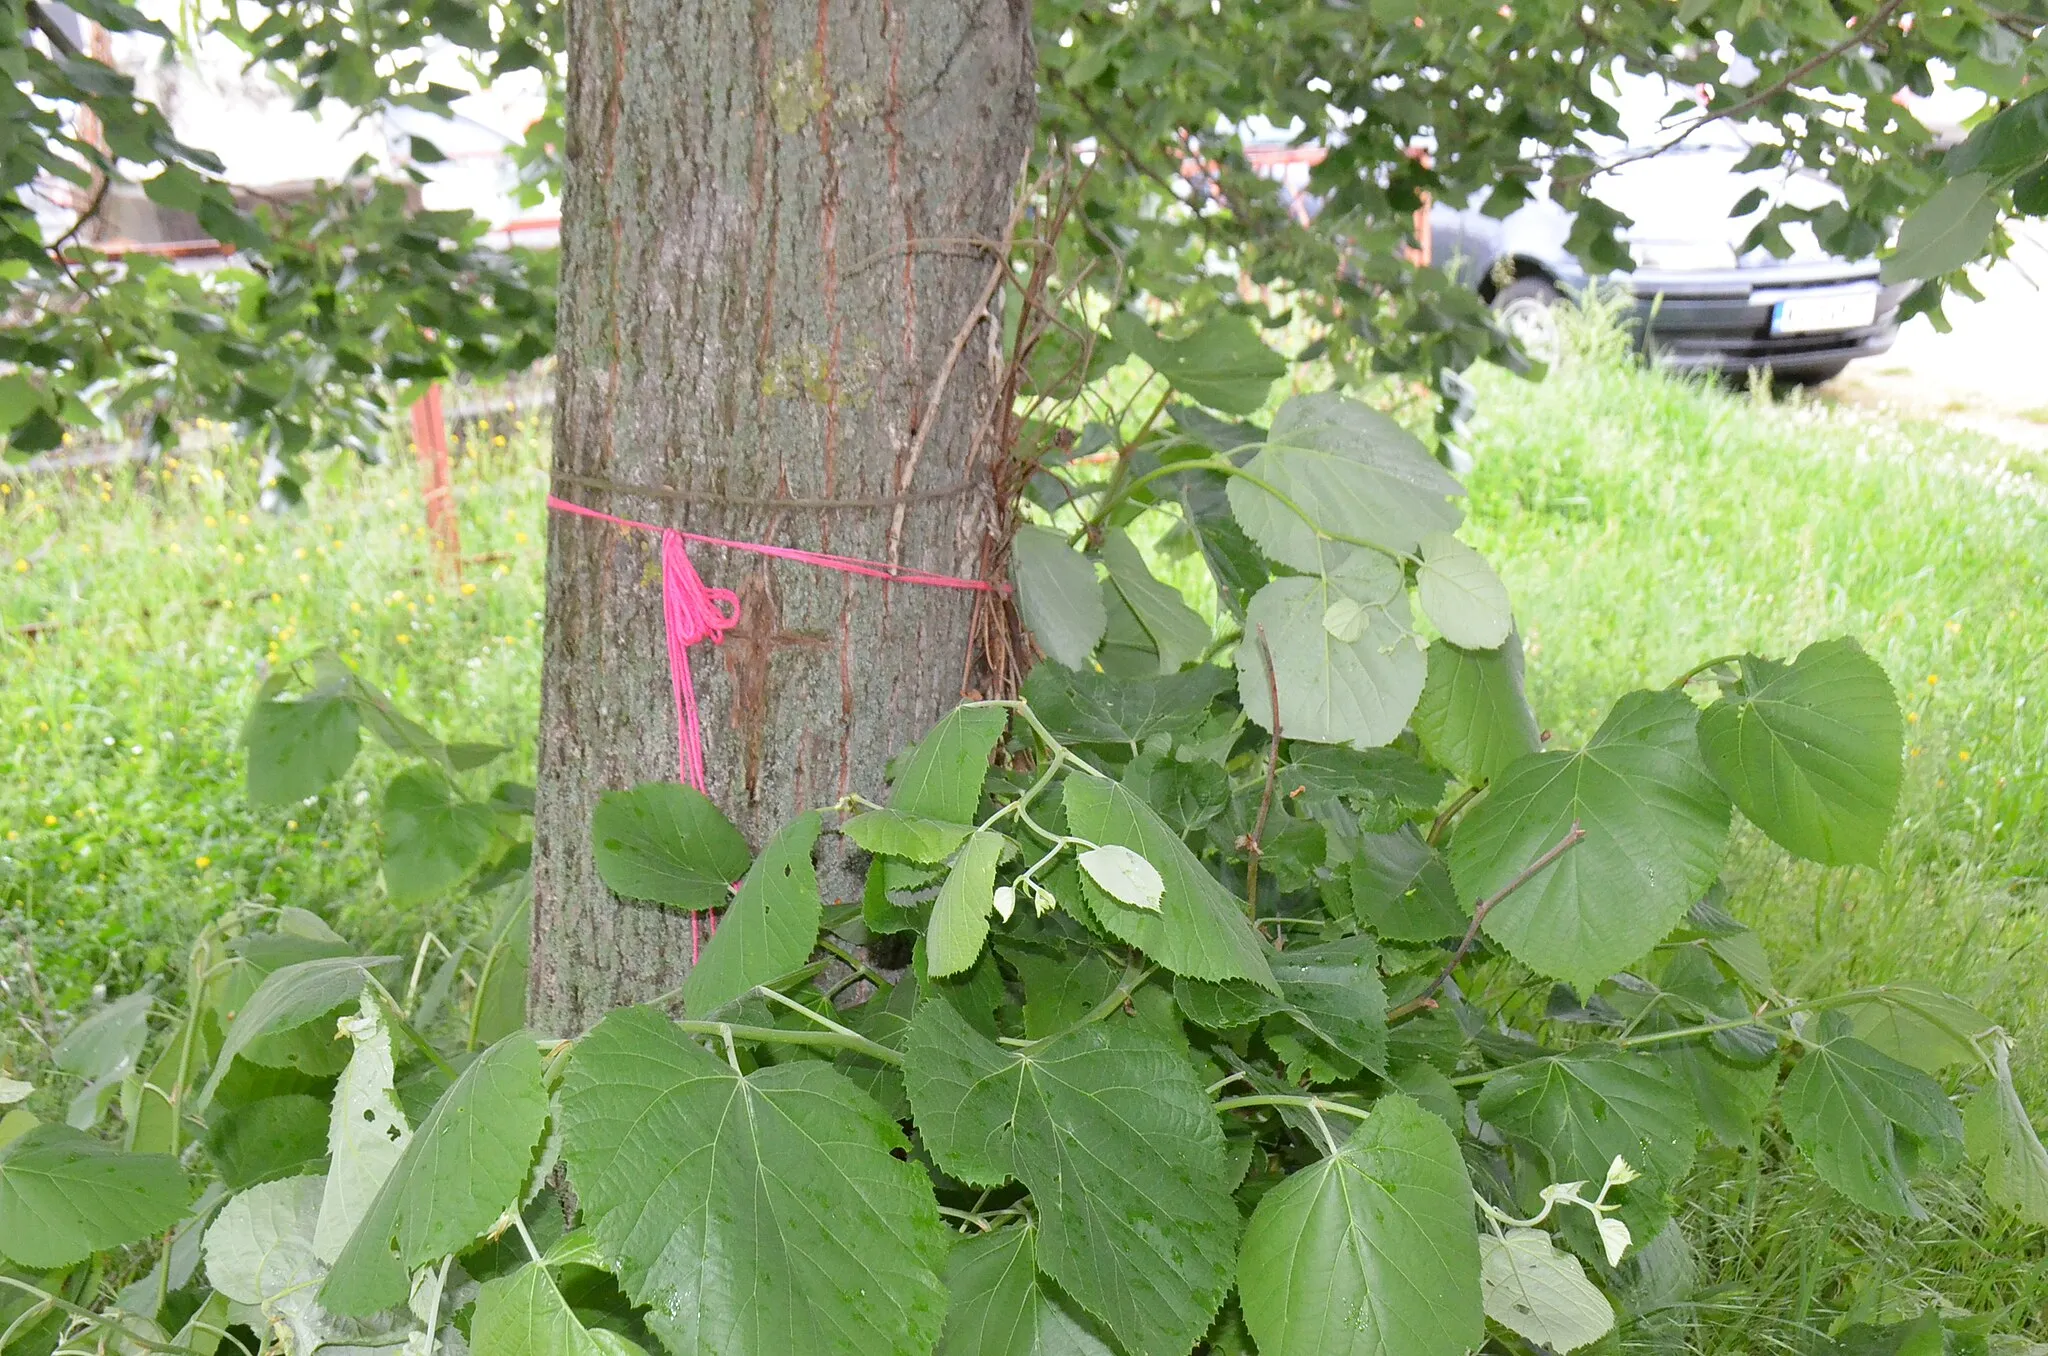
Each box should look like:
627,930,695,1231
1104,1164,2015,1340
660,529,739,797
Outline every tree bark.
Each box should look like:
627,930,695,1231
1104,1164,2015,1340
529,0,1035,1034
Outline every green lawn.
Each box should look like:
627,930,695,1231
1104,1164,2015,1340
3,345,2046,1346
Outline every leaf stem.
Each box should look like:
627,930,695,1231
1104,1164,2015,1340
1667,652,1748,689
1427,784,1485,847
1213,1092,1371,1122
1388,821,1586,1021
672,1019,904,1068
1244,623,1282,923
0,1276,215,1356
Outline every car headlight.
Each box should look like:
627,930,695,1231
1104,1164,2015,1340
1627,238,1737,272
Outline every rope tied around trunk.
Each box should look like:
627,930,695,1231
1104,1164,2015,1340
545,492,1008,961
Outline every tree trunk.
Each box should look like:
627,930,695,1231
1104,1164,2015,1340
529,0,1036,1034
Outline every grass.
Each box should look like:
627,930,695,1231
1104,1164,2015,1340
3,336,2047,1347
1461,326,2048,1349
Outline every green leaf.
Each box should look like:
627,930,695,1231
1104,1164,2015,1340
1265,937,1388,1084
1478,1227,1615,1354
1415,532,1510,651
1450,689,1731,993
1228,392,1465,571
204,1094,331,1190
1014,525,1107,670
1062,776,1275,989
681,812,823,1014
1412,633,1543,785
561,1006,948,1356
1697,638,1903,867
1881,171,2003,283
1237,1093,1482,1356
380,764,495,902
0,373,42,430
906,999,1238,1356
890,704,1009,822
1109,309,1286,415
1781,1031,1965,1218
0,1124,193,1268
242,690,361,806
1238,554,1426,750
1964,1035,2048,1227
1349,826,1467,942
199,956,397,1109
314,996,410,1265
589,782,751,911
51,990,151,1084
1838,985,1995,1073
1021,664,1229,745
937,1225,1116,1356
204,1174,410,1353
843,809,972,863
323,1033,549,1315
926,828,1009,978
1076,843,1163,911
474,1262,639,1356
1100,530,1210,673
1476,1048,1700,1217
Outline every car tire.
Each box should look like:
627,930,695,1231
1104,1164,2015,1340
1492,275,1563,364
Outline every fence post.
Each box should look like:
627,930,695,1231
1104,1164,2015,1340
408,384,462,578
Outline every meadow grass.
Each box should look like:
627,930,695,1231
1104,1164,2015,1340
1461,329,2048,1349
2,339,2046,1346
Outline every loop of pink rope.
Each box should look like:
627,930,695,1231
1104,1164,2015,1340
547,493,1003,962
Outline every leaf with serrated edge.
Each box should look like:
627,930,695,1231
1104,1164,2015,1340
1077,844,1163,912
198,955,397,1108
1063,776,1274,990
1266,938,1387,1083
889,705,1009,823
561,1005,948,1356
936,1224,1117,1356
1412,633,1542,785
929,829,1008,978
1022,665,1230,745
381,764,495,903
907,999,1238,1356
590,782,751,911
843,809,972,864
1783,1034,1965,1217
1476,1049,1699,1210
1415,531,1511,650
1697,638,1903,867
206,1174,412,1354
682,812,823,1014
1478,1228,1615,1353
473,1262,640,1356
1238,553,1426,750
0,1124,191,1268
314,994,411,1265
1228,392,1464,572
1100,530,1210,673
322,1033,549,1315
1965,1035,2048,1227
1237,1093,1482,1356
1451,689,1730,993
1014,525,1107,670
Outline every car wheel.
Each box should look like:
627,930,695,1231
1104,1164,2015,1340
1492,276,1563,364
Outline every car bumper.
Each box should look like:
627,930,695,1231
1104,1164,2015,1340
1607,270,1912,379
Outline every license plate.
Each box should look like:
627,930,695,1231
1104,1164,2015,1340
1769,288,1878,335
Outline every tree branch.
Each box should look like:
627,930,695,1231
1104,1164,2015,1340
25,1,80,59
1388,820,1586,1021
1243,624,1282,921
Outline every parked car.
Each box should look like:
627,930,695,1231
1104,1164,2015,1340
1431,118,1911,384
1242,75,1910,385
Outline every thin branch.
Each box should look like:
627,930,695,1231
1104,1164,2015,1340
1214,1092,1372,1121
1567,0,1910,184
50,173,111,257
1427,784,1484,848
1244,624,1283,921
25,0,80,59
1667,652,1747,689
1389,820,1587,1021
672,1019,903,1067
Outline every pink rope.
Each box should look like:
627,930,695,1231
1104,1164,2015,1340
546,493,1004,961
